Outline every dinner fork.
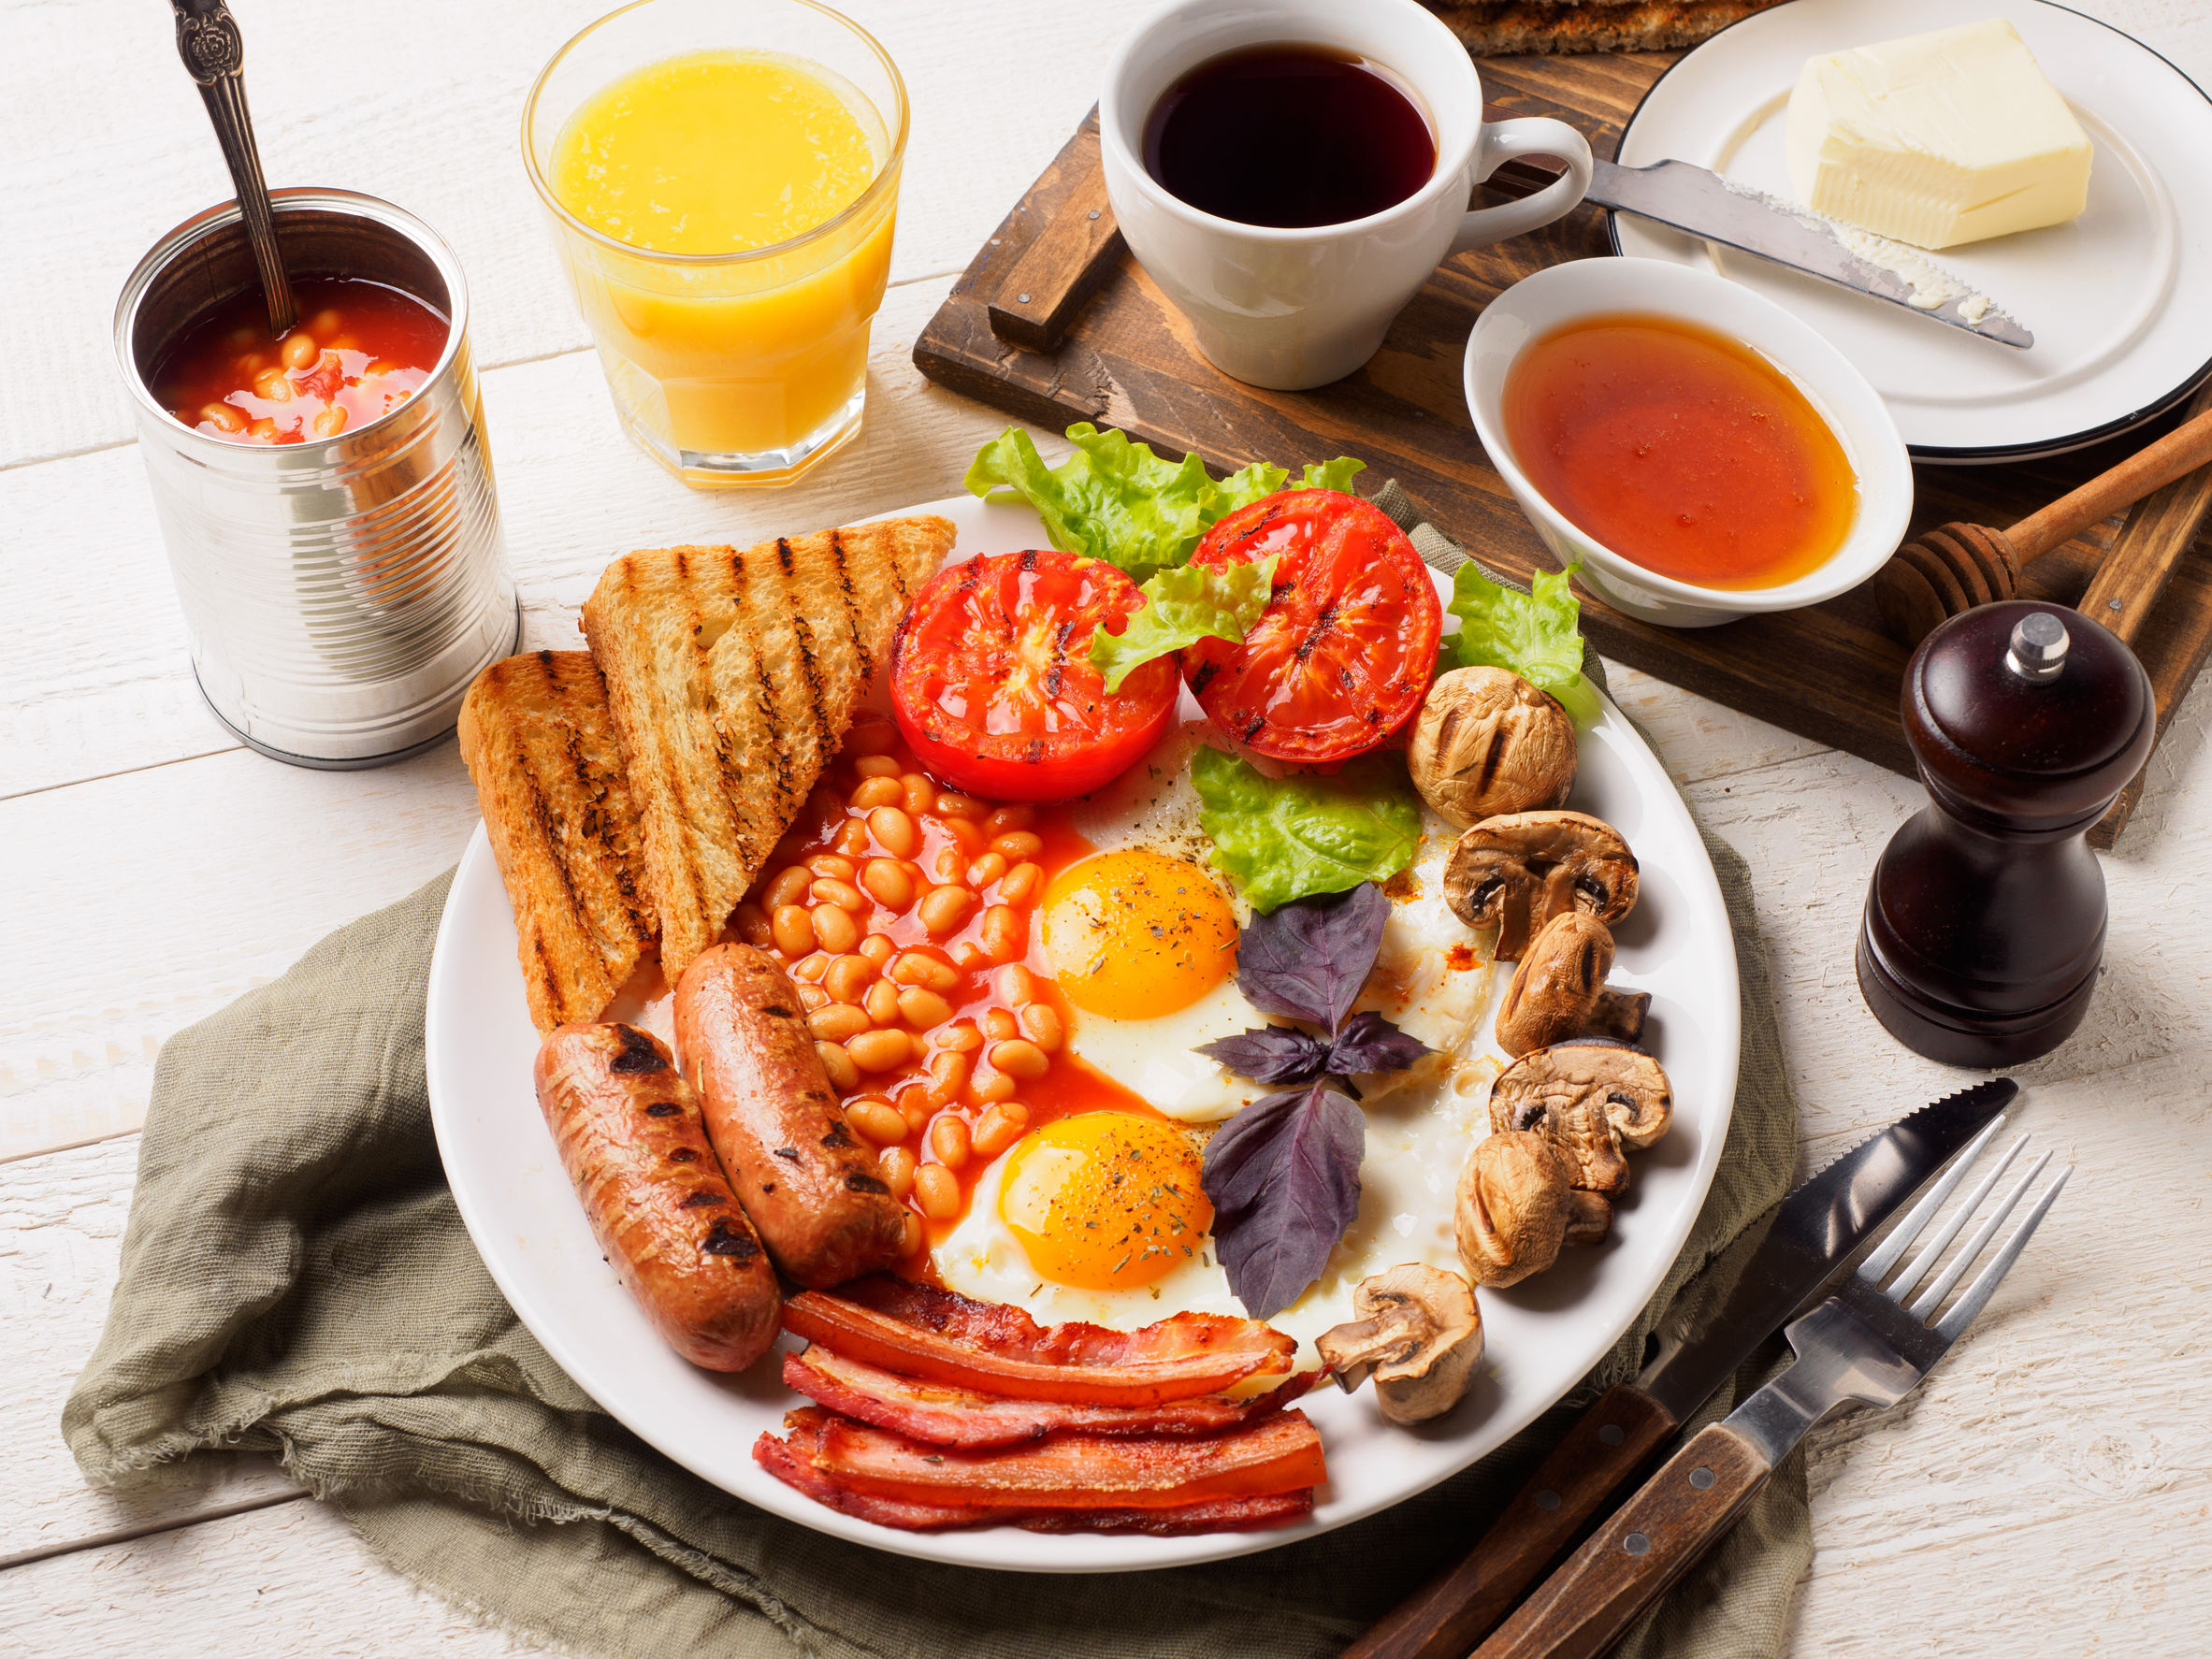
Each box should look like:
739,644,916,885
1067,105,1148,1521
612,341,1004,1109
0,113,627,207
1472,1124,2070,1659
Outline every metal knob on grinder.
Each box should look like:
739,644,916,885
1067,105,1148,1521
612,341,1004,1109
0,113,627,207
1858,601,2154,1066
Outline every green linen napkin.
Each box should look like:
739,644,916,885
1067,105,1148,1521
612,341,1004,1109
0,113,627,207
63,498,1810,1659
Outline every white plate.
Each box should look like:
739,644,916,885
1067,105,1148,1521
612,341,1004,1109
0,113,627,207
426,491,1741,1572
1610,0,2212,462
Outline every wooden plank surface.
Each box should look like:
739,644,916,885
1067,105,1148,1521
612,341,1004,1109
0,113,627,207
4,0,2211,1653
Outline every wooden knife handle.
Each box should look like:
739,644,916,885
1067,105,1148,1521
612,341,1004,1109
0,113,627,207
1472,1423,1773,1659
1340,1385,1676,1659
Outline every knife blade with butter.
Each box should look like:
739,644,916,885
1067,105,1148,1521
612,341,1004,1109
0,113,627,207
1590,157,2033,349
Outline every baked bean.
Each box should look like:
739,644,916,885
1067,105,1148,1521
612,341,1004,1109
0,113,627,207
850,775,904,810
809,1004,871,1043
1019,1003,1064,1053
797,985,830,1012
834,819,870,857
805,784,845,827
930,1114,972,1171
990,1038,1051,1081
281,330,319,369
853,754,902,780
847,719,899,757
933,847,965,884
968,1060,1017,1104
952,942,990,973
811,877,868,913
966,852,1007,888
897,1089,933,1132
312,405,349,439
807,853,858,882
901,773,935,815
992,831,1045,861
791,950,831,982
901,1210,927,1257
867,806,918,858
1000,862,1043,904
199,400,247,433
982,805,1035,837
972,1101,1031,1158
993,964,1038,1004
824,954,875,1004
936,1019,983,1054
983,1008,1019,1043
308,308,343,339
771,903,816,957
253,368,293,402
763,866,812,910
878,1145,918,1202
915,1163,961,1222
919,886,974,936
860,931,897,968
846,1098,907,1147
860,858,915,911
944,817,986,855
897,987,954,1031
934,791,984,819
889,951,960,992
812,903,860,955
926,1050,970,1104
847,1028,913,1073
864,979,900,1026
816,1042,860,1091
247,417,281,442
730,901,773,947
980,904,1026,963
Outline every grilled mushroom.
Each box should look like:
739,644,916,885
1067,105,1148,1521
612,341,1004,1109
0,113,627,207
1409,668,1578,829
1494,913,1651,1056
1443,811,1638,960
1315,1263,1483,1424
1455,1130,1571,1288
1488,1040,1673,1232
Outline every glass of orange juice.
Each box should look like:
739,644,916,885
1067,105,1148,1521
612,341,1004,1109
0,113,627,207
523,0,907,487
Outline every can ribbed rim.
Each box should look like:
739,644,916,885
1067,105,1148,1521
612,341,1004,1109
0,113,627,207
113,188,473,454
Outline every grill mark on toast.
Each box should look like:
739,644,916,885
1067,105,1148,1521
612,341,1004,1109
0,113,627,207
697,550,751,901
826,528,871,682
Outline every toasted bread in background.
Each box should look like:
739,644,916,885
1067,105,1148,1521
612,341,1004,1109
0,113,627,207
1427,0,1781,53
458,651,656,1033
583,517,956,978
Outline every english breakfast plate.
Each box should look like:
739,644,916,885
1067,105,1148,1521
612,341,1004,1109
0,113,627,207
426,490,1741,1570
1610,0,2212,462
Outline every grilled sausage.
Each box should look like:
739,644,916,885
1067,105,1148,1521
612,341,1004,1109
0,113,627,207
533,1022,781,1370
673,944,906,1288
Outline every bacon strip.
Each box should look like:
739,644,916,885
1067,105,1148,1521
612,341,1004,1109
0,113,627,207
784,1348,1317,1448
783,1280,1294,1404
766,1406,1324,1510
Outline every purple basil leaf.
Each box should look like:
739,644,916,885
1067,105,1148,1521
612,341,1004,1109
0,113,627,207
1194,1026,1333,1085
1326,1009,1437,1075
1236,882,1390,1035
1200,1081,1365,1320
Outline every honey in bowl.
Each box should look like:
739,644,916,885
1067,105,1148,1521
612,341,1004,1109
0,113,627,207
1501,313,1858,590
152,276,449,445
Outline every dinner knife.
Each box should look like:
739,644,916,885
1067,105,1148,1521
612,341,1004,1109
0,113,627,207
1340,1077,2017,1659
1589,158,2033,350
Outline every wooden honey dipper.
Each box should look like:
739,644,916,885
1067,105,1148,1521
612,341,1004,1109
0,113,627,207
1872,398,2212,647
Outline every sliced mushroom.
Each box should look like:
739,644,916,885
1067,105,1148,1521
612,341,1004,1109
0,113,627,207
1566,1190,1614,1247
1494,912,1651,1056
1409,668,1578,829
1488,1039,1673,1200
1314,1263,1483,1424
1443,811,1638,961
1455,1130,1570,1288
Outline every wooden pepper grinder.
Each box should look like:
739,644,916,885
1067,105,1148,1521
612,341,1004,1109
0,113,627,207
1858,600,2155,1066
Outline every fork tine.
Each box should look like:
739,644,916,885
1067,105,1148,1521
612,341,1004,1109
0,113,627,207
1858,1114,2009,1285
1906,1147,2054,1320
1886,1132,2030,1299
1931,1166,2072,1344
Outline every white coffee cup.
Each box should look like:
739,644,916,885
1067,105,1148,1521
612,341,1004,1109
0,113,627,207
1099,0,1594,392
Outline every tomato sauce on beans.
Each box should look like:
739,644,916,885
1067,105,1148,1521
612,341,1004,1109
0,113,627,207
731,717,1170,1268
151,276,449,445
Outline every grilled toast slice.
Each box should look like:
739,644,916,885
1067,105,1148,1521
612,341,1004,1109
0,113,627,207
1428,0,1781,52
583,517,956,977
457,650,656,1033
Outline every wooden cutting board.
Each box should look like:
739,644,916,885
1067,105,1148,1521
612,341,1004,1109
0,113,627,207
912,56,2212,848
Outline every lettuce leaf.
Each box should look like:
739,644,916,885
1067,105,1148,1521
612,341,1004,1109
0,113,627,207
1088,555,1279,693
964,423,1366,585
1438,560,1600,724
1190,748,1422,913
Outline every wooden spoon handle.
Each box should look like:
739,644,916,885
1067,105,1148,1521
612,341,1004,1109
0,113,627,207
2008,402,2212,565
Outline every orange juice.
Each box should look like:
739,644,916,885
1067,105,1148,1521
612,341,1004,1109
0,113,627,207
529,21,905,486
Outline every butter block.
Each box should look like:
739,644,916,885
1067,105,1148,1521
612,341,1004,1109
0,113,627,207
1786,19,2090,250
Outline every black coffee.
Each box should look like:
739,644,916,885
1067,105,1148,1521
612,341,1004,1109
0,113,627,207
1142,45,1437,229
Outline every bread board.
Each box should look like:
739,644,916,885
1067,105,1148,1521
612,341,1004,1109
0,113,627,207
912,60,2212,848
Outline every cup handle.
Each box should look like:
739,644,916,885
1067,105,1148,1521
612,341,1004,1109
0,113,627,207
1450,117,1595,252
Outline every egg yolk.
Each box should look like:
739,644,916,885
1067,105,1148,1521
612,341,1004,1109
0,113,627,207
997,1112,1214,1291
1040,850,1237,1019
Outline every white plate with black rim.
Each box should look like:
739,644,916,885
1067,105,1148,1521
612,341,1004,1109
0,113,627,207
425,490,1741,1571
1609,0,2212,463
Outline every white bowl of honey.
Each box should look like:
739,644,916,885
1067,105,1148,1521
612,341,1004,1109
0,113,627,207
1464,257,1912,628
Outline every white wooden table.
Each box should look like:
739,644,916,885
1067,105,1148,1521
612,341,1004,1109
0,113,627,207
5,3,2209,1652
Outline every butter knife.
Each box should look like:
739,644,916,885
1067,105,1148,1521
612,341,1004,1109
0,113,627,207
1591,158,2032,349
1340,1078,2018,1659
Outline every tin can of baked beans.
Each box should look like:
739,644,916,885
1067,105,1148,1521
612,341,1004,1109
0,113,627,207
113,188,515,768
